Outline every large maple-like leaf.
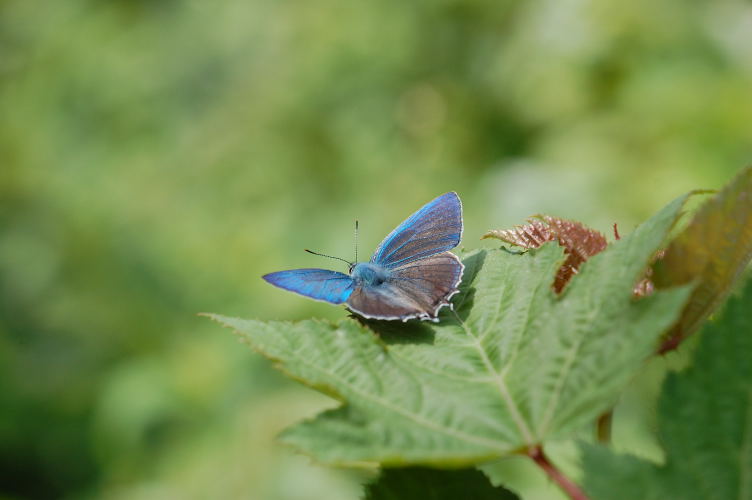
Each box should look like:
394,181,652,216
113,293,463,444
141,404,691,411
206,194,691,467
654,165,752,352
581,277,752,500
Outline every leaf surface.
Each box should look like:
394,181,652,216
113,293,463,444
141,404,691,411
581,277,752,500
208,195,691,466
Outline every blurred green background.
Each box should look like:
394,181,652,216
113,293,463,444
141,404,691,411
1,0,750,499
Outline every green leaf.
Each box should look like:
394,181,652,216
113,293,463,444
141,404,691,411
207,194,691,466
655,165,752,351
363,468,518,500
581,277,752,500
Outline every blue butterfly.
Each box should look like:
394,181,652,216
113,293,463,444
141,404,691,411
263,192,464,321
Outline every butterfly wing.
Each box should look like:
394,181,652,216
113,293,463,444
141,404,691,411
347,253,464,320
263,269,354,304
371,191,462,268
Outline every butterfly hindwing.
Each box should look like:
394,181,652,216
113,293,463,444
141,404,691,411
347,253,464,320
263,269,354,304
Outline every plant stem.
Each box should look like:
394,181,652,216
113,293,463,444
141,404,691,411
596,410,613,443
657,333,683,355
528,445,590,500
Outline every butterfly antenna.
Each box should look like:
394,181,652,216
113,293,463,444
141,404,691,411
354,220,359,263
304,249,353,266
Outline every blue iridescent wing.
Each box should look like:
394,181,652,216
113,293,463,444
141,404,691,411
347,253,464,320
263,269,354,304
371,192,462,268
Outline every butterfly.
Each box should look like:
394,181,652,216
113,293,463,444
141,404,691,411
262,192,464,321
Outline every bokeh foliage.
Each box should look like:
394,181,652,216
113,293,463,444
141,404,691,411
1,0,751,498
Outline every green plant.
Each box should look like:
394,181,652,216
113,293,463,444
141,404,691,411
207,167,752,499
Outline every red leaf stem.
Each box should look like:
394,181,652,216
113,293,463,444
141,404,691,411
528,445,590,500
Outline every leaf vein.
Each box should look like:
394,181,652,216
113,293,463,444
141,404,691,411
536,312,589,438
289,349,508,451
452,310,535,444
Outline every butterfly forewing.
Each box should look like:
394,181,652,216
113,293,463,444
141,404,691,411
371,192,462,268
262,269,354,304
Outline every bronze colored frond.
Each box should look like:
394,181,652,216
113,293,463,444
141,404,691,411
483,216,608,293
539,216,608,293
482,219,555,249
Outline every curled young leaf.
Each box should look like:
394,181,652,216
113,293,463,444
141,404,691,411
654,166,752,353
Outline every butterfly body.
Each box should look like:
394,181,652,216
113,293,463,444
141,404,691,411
263,192,464,321
350,262,390,287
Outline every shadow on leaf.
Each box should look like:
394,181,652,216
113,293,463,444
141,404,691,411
353,315,437,346
451,250,486,321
